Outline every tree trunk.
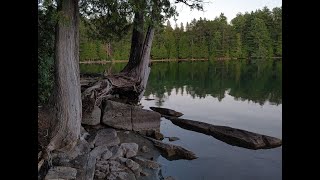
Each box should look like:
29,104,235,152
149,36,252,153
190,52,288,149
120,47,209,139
46,0,81,153
121,11,145,72
82,26,154,108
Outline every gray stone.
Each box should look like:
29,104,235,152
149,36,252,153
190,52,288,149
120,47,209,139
102,100,132,130
141,145,150,153
101,149,113,160
94,128,120,147
132,108,161,132
150,107,183,117
109,146,124,159
164,176,175,180
82,105,101,125
120,143,139,158
132,156,161,169
108,160,126,172
125,159,140,171
165,116,282,150
102,100,161,132
95,170,106,179
146,130,164,140
145,137,197,160
44,166,77,180
168,137,180,141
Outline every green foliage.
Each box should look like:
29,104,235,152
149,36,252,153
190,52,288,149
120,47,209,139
109,7,281,60
38,4,56,104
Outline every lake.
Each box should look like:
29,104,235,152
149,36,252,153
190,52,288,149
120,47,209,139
80,59,282,180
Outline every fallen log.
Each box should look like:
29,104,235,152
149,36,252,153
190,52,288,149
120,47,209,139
144,136,197,160
164,116,282,150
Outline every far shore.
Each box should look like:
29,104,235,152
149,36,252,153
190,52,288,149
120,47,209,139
79,57,282,64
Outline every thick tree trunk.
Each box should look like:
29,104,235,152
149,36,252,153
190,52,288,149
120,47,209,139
46,0,81,153
82,26,154,109
121,11,145,72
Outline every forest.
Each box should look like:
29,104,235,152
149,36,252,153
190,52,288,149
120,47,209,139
80,6,282,61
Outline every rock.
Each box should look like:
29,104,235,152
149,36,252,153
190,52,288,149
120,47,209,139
101,149,113,160
120,143,139,158
145,137,197,160
109,146,124,159
140,171,149,176
125,159,140,171
132,156,161,169
124,131,130,134
106,171,136,180
132,108,161,132
80,126,90,140
96,162,109,173
141,145,150,153
165,116,282,150
108,160,126,172
95,170,106,179
150,107,183,117
168,137,180,141
102,100,132,130
82,105,101,125
117,157,128,163
44,166,77,180
102,100,161,132
146,130,164,140
93,128,120,147
165,176,175,180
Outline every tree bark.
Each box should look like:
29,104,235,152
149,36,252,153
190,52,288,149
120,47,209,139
46,0,82,153
121,11,145,72
82,26,154,108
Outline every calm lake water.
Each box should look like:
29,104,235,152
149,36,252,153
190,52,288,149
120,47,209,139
80,59,282,180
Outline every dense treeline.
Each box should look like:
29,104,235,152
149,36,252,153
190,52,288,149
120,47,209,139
95,6,281,61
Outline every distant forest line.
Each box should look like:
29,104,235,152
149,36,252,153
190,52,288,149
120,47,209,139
79,6,282,61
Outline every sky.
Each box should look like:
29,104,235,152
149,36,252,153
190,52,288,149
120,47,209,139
169,0,282,27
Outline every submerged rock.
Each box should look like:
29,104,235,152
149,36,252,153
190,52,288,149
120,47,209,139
165,116,282,150
132,156,161,169
150,107,183,117
144,137,197,160
167,137,180,142
146,130,164,140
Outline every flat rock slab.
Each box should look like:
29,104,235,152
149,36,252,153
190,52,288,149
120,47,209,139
149,107,183,117
102,100,160,132
165,116,282,150
44,166,77,180
144,136,197,160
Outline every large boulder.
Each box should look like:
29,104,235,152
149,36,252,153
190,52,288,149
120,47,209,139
102,100,132,130
132,108,161,132
102,100,161,133
82,105,101,125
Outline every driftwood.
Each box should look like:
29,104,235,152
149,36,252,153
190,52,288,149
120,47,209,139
164,116,282,150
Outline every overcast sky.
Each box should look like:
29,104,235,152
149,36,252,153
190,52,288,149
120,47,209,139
169,0,282,26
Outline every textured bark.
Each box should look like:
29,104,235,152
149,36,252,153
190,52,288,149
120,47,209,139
121,11,145,72
82,26,154,108
46,0,82,153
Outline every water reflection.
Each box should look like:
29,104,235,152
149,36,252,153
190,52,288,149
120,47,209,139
144,59,282,106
